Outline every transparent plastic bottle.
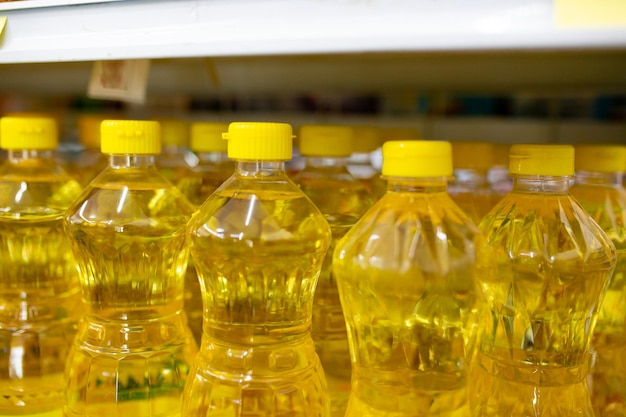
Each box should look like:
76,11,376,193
449,141,499,225
293,125,374,416
347,126,386,200
64,120,197,417
471,144,617,417
569,145,626,417
155,118,196,183
333,140,486,417
176,121,233,345
70,114,113,185
487,143,512,197
184,122,332,417
0,116,83,417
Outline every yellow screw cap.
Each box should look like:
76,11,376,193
77,114,118,150
575,145,626,173
383,140,452,178
509,144,574,176
299,125,353,157
156,118,189,147
190,122,229,153
0,116,58,150
452,141,494,171
224,122,292,161
101,120,161,155
352,126,382,153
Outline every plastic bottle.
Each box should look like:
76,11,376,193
176,121,233,345
70,114,112,185
155,118,196,183
470,144,616,417
569,144,626,417
487,143,512,197
184,122,332,416
347,126,386,200
293,125,374,416
0,116,83,417
63,120,197,417
333,140,486,417
448,141,498,225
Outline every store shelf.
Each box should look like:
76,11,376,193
0,0,625,64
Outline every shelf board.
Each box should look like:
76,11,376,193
0,0,625,64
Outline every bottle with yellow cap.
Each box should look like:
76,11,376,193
347,126,386,200
333,140,486,417
176,122,234,345
470,144,616,416
184,122,332,416
69,114,115,185
63,120,197,417
0,116,83,417
487,143,512,197
569,144,626,417
155,118,196,183
449,141,500,225
292,125,374,417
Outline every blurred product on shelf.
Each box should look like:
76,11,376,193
184,122,332,416
68,113,116,185
176,121,233,345
64,120,197,417
0,115,83,416
347,126,386,200
487,143,513,196
449,141,500,225
293,124,374,417
155,117,196,183
471,144,616,417
380,126,420,143
333,140,485,416
570,144,626,417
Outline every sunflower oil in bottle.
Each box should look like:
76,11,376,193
0,116,83,417
184,122,332,417
347,126,386,200
333,140,486,417
487,143,512,197
570,145,626,417
449,141,499,225
470,144,617,417
155,118,196,183
70,114,112,185
176,122,233,345
63,120,197,417
293,125,374,417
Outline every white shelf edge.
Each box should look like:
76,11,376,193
0,0,625,64
0,0,123,12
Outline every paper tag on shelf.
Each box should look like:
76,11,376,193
555,0,626,27
87,59,150,103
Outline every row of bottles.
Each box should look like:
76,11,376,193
0,114,624,417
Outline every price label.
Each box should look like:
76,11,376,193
87,59,150,103
555,0,626,27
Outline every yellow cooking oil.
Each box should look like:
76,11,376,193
70,113,115,185
293,125,374,416
176,122,233,345
570,144,626,417
471,144,616,417
347,126,386,200
0,116,83,417
155,118,196,183
63,120,197,417
184,122,332,417
333,140,486,417
449,141,500,225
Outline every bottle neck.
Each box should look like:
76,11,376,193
511,174,571,193
304,156,348,168
197,151,229,164
109,154,157,169
453,168,488,186
8,149,54,161
386,176,448,193
236,160,286,177
575,170,624,187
